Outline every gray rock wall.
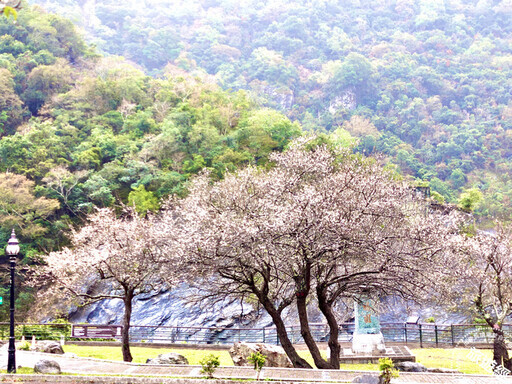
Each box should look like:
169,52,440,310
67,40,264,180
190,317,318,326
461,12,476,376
68,285,467,344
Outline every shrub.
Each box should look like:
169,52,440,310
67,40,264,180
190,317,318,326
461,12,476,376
17,341,31,351
379,357,399,384
15,320,71,341
200,354,220,379
248,351,266,380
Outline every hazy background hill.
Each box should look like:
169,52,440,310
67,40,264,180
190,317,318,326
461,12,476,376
27,0,512,221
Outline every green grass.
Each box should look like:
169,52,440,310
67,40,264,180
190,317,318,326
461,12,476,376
0,367,34,374
63,345,495,375
63,345,233,366
412,348,493,375
337,348,496,375
336,348,496,374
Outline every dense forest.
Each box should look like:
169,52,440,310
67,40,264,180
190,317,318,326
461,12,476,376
0,5,307,319
0,6,303,263
2,0,512,255
28,0,512,221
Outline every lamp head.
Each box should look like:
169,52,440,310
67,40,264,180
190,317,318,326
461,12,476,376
6,229,19,260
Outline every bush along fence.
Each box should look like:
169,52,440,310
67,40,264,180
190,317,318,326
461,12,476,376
0,322,506,347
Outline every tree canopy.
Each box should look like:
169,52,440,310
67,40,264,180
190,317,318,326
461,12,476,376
162,138,460,369
0,8,302,258
21,0,512,222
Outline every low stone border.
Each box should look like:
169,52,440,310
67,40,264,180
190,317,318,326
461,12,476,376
0,376,344,384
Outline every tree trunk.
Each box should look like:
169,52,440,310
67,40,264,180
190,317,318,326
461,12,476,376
295,265,333,369
260,297,312,369
317,285,341,369
296,292,333,369
122,288,134,362
493,328,512,374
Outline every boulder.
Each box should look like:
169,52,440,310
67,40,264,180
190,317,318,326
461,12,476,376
395,361,427,372
31,341,64,354
146,352,189,365
229,342,293,368
34,359,61,374
352,375,381,384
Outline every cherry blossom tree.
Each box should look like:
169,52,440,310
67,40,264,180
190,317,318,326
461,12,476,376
164,173,312,367
297,199,459,369
41,207,166,362
162,137,459,369
455,223,512,374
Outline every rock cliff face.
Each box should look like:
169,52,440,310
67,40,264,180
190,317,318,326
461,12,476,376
328,89,357,114
249,81,295,111
69,284,269,329
68,283,333,343
68,285,466,343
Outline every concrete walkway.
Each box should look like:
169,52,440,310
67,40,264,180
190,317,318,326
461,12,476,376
1,350,512,383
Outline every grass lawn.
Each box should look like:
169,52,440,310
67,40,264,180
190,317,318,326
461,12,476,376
0,367,34,374
63,345,234,365
63,345,494,375
412,348,493,375
337,349,496,375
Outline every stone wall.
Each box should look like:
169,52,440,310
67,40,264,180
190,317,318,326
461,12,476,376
0,376,271,384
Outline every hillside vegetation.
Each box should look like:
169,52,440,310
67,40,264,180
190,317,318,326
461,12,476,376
0,8,301,259
1,1,511,252
30,0,512,219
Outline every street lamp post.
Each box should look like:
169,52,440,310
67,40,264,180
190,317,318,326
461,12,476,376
6,229,19,374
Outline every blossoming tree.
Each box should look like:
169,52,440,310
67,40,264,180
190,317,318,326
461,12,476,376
162,138,459,369
42,207,166,362
456,223,512,374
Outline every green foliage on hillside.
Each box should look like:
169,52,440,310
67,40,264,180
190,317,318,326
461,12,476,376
2,0,512,257
0,7,302,259
31,0,512,221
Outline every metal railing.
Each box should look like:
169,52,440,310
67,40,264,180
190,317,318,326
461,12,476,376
0,322,505,347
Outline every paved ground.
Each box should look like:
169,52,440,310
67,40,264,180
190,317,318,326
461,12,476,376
1,350,512,383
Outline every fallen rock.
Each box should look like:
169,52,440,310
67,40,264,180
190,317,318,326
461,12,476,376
34,359,61,374
146,352,189,365
31,341,64,354
427,367,462,374
395,361,427,372
352,374,381,383
229,342,293,368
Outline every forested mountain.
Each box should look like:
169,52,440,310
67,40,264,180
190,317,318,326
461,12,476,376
0,8,301,261
29,0,512,220
3,0,512,254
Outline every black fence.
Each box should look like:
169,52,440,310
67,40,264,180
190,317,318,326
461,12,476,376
0,322,505,347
